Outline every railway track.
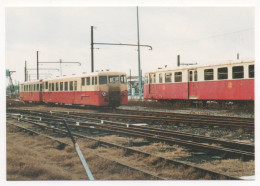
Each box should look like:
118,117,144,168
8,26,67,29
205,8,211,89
7,108,254,160
7,115,242,180
7,107,254,130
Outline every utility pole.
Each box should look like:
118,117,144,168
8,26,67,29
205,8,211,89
90,26,152,76
37,51,39,80
129,69,132,96
24,61,27,81
91,26,94,72
60,59,62,77
137,6,142,100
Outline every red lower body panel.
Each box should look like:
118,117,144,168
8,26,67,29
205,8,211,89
20,92,42,102
41,91,128,106
144,83,188,100
144,79,254,101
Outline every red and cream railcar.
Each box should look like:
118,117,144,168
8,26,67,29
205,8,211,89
19,80,43,102
20,71,128,107
144,61,254,101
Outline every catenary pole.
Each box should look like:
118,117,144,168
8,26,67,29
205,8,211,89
137,6,142,100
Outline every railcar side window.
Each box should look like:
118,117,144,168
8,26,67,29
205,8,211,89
37,84,39,91
204,69,214,80
60,82,63,91
149,74,155,83
232,66,244,79
120,75,127,84
218,67,228,80
158,74,162,83
86,77,90,85
189,71,193,82
52,83,55,91
74,81,77,90
95,77,97,85
65,82,68,91
194,71,197,81
249,65,254,78
40,84,42,91
55,83,59,91
45,82,48,89
165,73,172,83
109,76,119,83
175,72,182,82
92,77,94,85
99,76,107,84
81,78,85,86
69,81,73,91
145,75,148,84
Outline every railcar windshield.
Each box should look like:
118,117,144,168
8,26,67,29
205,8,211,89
99,76,107,84
109,76,119,84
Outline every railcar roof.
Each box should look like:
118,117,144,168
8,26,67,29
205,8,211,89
20,71,126,84
146,60,254,74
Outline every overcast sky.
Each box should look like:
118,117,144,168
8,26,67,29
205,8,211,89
5,6,254,83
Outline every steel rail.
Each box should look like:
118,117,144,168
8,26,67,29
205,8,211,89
7,117,241,180
6,121,166,180
7,112,254,160
7,110,254,153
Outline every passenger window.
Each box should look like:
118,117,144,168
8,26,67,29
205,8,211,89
52,83,55,91
86,77,90,85
194,71,197,81
40,84,42,91
81,78,85,86
37,84,39,91
218,67,228,80
249,65,254,78
99,76,107,84
165,73,172,83
65,82,68,91
55,82,59,91
69,81,73,91
95,77,97,85
204,69,214,80
145,75,148,84
159,74,162,83
149,74,155,83
92,77,94,85
120,75,126,84
60,82,63,91
45,82,48,89
189,71,193,82
232,66,244,79
74,81,77,90
175,72,182,82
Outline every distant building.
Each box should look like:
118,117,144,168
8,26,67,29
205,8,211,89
127,75,145,97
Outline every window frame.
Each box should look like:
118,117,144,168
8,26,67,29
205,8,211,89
204,69,214,81
232,66,244,79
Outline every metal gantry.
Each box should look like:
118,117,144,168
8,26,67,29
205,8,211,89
36,51,81,79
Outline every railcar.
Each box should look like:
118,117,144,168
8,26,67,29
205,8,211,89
19,80,43,102
20,71,128,107
144,61,254,102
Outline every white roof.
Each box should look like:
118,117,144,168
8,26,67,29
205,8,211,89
146,60,254,74
21,71,126,84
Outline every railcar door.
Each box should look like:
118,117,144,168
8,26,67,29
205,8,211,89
188,70,198,99
149,73,156,95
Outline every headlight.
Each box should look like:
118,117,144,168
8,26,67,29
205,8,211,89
102,92,107,97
